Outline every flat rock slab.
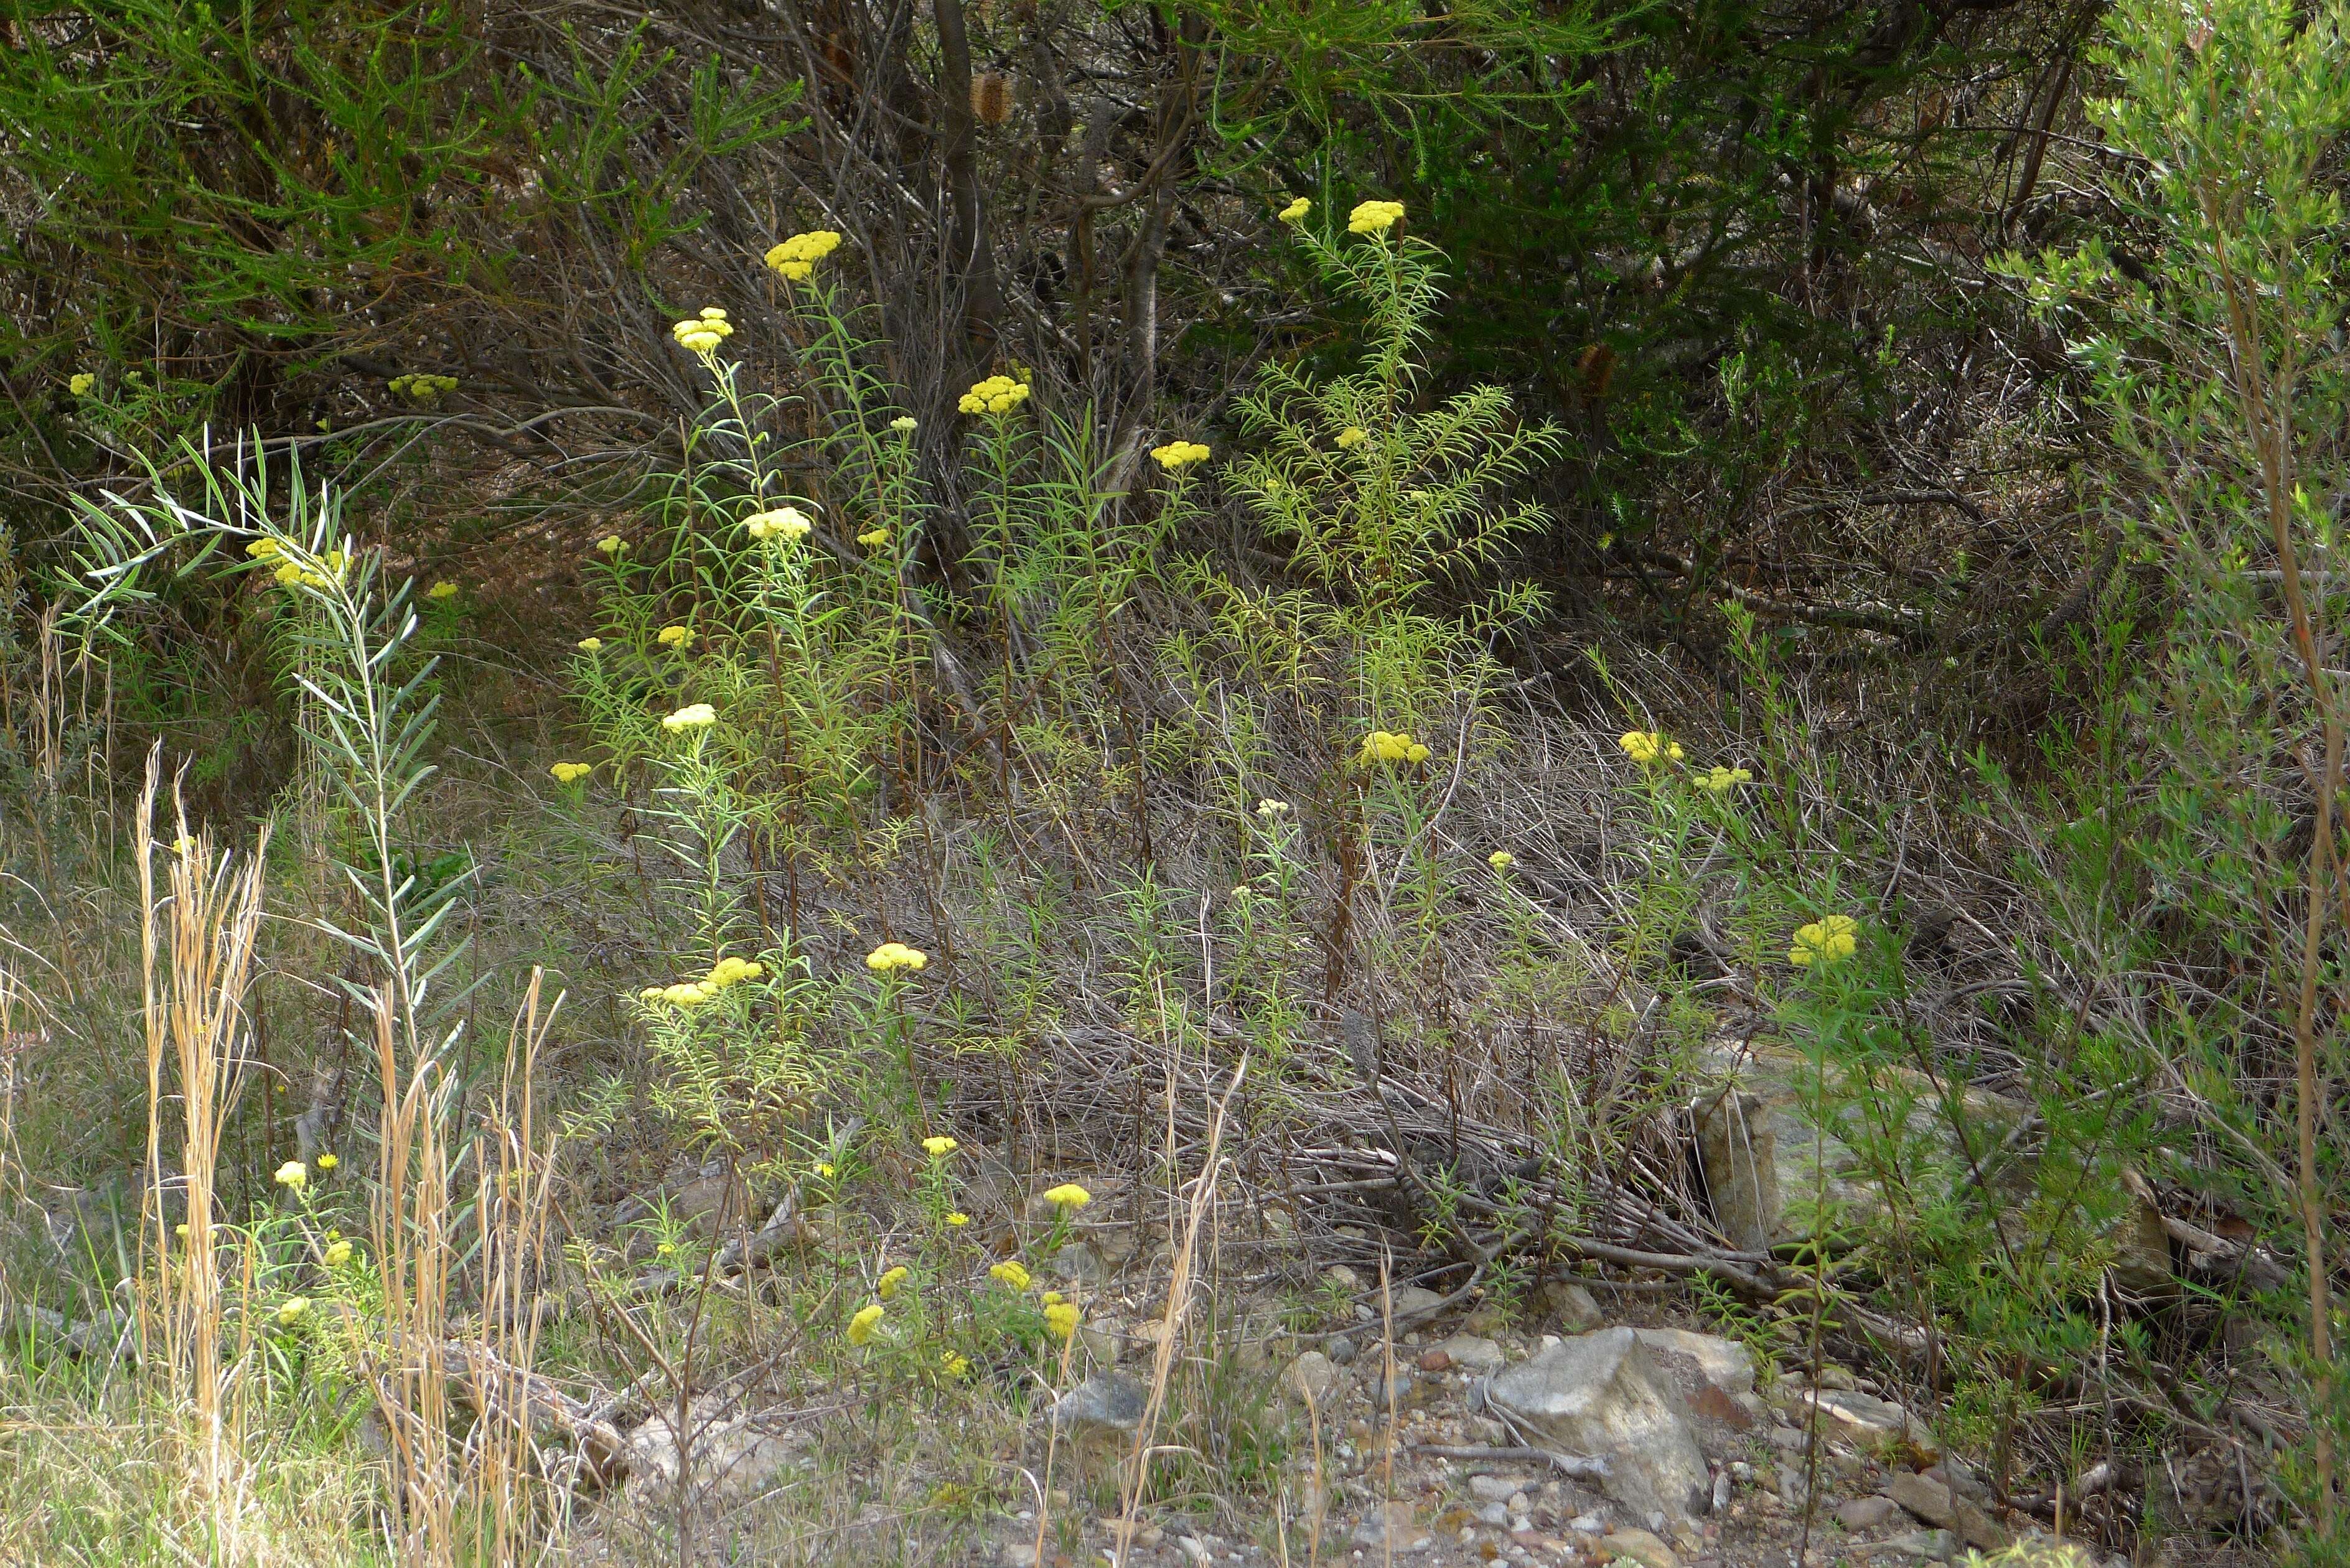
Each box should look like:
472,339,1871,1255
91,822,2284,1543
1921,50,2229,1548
1487,1327,1711,1528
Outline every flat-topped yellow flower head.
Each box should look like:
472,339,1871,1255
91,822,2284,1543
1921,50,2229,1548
1699,765,1754,793
661,702,717,734
577,637,603,651
1045,1300,1080,1340
989,1260,1032,1291
745,507,813,543
765,229,844,281
657,623,692,648
1488,850,1514,869
275,1160,307,1192
596,534,627,556
957,374,1031,416
1150,440,1210,473
1041,1183,1092,1211
846,1302,884,1345
1359,729,1426,765
1348,198,1405,235
1336,426,1367,449
68,371,95,396
922,1136,959,1159
1618,730,1683,766
1278,196,1311,223
1789,914,1859,968
867,941,928,973
426,581,459,600
878,1264,910,1300
550,761,592,784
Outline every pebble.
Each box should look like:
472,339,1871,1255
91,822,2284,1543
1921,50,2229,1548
1327,1334,1359,1365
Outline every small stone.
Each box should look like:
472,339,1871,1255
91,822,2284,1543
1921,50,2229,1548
1509,1491,1531,1515
1887,1472,2008,1552
1052,1242,1107,1282
1002,1545,1038,1568
1285,1351,1340,1407
1471,1475,1528,1501
1328,1334,1360,1366
1327,1265,1362,1290
1050,1371,1148,1434
1876,1529,1957,1561
1837,1496,1908,1531
1544,1281,1606,1332
1816,1365,1859,1391
1433,1333,1507,1374
1390,1284,1447,1323
1568,1513,1608,1534
1480,1501,1513,1526
1352,1499,1416,1548
1600,1528,1680,1568
1420,1347,1454,1373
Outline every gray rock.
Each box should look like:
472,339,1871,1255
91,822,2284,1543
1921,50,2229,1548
1351,1498,1417,1548
1284,1350,1339,1407
1477,1501,1513,1526
1888,1472,2008,1551
1051,1242,1107,1282
1389,1284,1446,1324
1487,1327,1711,1526
1795,1387,1935,1454
1051,1371,1148,1434
1545,1281,1606,1332
1873,1529,1958,1561
1471,1473,1533,1501
1838,1496,1909,1531
1327,1333,1359,1366
1600,1526,1681,1568
621,1395,802,1506
1433,1333,1507,1374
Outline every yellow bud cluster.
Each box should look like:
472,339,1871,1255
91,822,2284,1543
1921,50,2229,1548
958,375,1031,416
1278,196,1311,223
744,506,813,543
1698,765,1754,793
550,761,593,783
1618,730,1683,766
856,528,889,548
1149,440,1210,472
672,308,734,354
1360,729,1431,765
1335,426,1367,449
1789,914,1858,968
764,229,843,282
389,373,457,399
69,371,95,396
866,941,928,972
657,623,692,648
426,581,459,600
637,953,766,1010
661,702,717,732
1348,198,1406,235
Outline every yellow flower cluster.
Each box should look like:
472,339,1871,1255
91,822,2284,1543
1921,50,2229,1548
1619,730,1683,766
945,1210,970,1226
1045,1300,1080,1341
958,374,1031,416
661,701,717,733
672,308,734,355
657,623,693,648
940,1350,971,1378
1488,850,1514,869
1257,798,1290,817
550,761,592,783
1041,1183,1091,1210
639,953,766,1010
856,528,889,548
389,373,458,399
577,637,603,651
923,1136,959,1158
1150,439,1211,472
276,1297,310,1327
1789,914,1858,968
1360,729,1431,765
323,1238,353,1267
846,1302,885,1346
275,1160,307,1192
889,415,918,433
745,506,813,543
765,229,843,281
68,371,95,396
1335,426,1367,449
261,546,348,590
878,1264,910,1300
316,1153,339,1172
866,941,929,972
1349,198,1405,235
1699,765,1754,793
1278,196,1311,223
426,581,459,600
596,534,627,556
989,1260,1032,1291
